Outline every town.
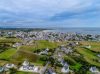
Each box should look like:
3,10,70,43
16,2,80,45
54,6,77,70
0,29,100,74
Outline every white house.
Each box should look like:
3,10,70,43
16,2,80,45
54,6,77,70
85,45,91,49
19,60,40,73
22,60,30,66
4,63,15,71
0,67,4,72
5,64,15,69
89,67,99,73
47,68,56,74
61,63,69,73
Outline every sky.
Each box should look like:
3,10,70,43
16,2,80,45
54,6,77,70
0,0,100,28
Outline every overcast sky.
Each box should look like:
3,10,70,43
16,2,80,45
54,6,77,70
0,0,100,28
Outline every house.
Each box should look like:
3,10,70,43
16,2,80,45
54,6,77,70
89,67,99,73
39,48,49,55
0,67,4,72
61,63,69,73
4,63,15,71
22,60,30,66
46,48,49,51
97,54,100,58
19,60,40,73
85,45,91,49
47,68,56,74
13,43,22,48
5,64,15,68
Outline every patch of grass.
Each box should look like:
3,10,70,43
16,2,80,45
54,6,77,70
16,71,38,74
20,40,60,52
0,38,22,43
64,56,82,71
64,56,76,65
36,40,59,49
70,63,82,72
0,48,16,60
76,47,100,67
80,41,100,52
12,50,39,62
0,60,8,66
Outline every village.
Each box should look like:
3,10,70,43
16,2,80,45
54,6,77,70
0,30,100,74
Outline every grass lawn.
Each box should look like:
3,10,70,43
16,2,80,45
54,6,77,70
70,63,82,71
64,56,82,71
76,47,100,67
16,71,38,74
12,50,39,62
0,48,17,60
80,41,100,52
36,40,59,49
64,56,76,64
0,60,8,66
0,37,22,43
20,40,60,52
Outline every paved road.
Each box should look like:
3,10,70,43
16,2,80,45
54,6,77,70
40,62,49,74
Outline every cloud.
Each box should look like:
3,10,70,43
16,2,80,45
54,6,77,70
0,0,100,27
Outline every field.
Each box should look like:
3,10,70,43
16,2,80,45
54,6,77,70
0,48,17,60
16,71,39,74
75,41,100,67
0,37,22,43
19,40,60,52
80,41,100,52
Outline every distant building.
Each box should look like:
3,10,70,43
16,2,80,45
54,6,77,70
4,63,15,71
0,67,4,72
89,67,99,73
47,68,56,74
19,60,40,73
85,45,91,49
97,54,100,58
22,60,30,66
61,63,69,73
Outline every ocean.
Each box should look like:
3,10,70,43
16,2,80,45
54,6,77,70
45,27,100,35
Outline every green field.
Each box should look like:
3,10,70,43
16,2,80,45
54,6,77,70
76,46,100,67
80,41,100,52
20,40,60,52
0,48,17,60
0,37,22,43
16,71,38,74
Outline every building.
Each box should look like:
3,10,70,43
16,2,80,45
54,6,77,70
19,60,40,73
61,63,69,73
0,67,4,72
47,68,56,74
89,67,99,73
4,63,15,71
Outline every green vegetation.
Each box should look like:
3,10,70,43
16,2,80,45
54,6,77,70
20,40,60,52
80,41,100,52
76,46,100,67
0,37,22,43
36,40,59,49
64,56,82,72
0,48,16,60
16,71,38,74
12,50,39,62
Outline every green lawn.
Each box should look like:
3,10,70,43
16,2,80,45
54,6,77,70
0,37,22,43
12,50,39,62
80,41,100,52
76,47,100,67
64,56,82,71
36,40,59,49
20,40,60,52
0,48,16,60
16,71,38,74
